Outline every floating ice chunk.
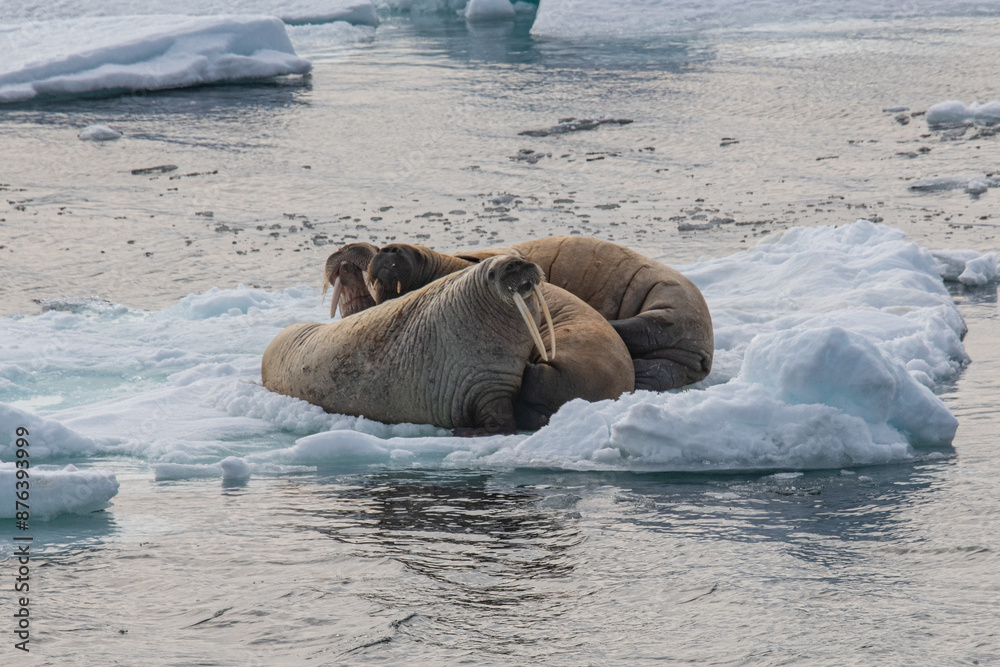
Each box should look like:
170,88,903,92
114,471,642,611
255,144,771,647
960,253,999,285
0,16,312,103
277,1,379,26
931,249,999,286
152,457,250,481
78,124,122,141
965,178,990,196
220,456,252,482
0,403,103,460
926,100,1000,128
908,176,999,196
153,463,223,481
465,0,516,22
908,177,972,193
0,463,119,519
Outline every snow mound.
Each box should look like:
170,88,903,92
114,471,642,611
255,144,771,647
0,403,104,460
0,15,311,103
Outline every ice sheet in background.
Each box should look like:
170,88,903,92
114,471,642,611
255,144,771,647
1,0,379,25
0,15,312,103
530,0,1000,38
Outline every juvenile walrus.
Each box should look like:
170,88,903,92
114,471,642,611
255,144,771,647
365,243,635,429
455,237,714,391
262,255,556,436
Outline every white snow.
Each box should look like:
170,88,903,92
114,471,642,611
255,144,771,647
0,221,976,481
464,0,516,22
0,15,312,103
926,100,1000,128
0,463,119,520
78,124,122,141
530,0,1000,38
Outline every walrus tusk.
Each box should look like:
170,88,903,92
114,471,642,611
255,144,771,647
368,278,380,301
397,281,402,295
532,284,555,361
513,292,548,363
329,276,342,318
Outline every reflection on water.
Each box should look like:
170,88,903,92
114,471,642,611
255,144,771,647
0,77,312,125
401,13,714,70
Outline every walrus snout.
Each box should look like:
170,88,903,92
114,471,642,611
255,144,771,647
494,257,543,296
486,256,555,362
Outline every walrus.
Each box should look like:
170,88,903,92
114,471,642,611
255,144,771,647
455,237,714,392
366,237,713,392
263,255,556,436
321,242,379,318
365,243,635,430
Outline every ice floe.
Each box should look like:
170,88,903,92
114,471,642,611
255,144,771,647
0,463,119,520
78,124,122,141
0,222,984,482
530,0,1000,38
464,0,516,22
926,100,1000,128
0,15,311,103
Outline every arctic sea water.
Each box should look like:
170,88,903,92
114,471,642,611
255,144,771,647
2,0,1000,664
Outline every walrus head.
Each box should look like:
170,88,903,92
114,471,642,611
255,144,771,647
364,243,476,305
322,242,379,318
479,255,556,362
365,243,428,304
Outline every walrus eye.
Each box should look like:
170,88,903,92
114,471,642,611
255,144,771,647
488,270,496,279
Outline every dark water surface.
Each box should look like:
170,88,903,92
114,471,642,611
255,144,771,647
2,12,999,665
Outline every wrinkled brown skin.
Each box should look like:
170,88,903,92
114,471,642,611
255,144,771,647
366,244,634,430
263,256,546,436
458,237,714,392
323,243,379,318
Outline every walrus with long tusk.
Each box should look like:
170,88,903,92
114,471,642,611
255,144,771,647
365,243,635,430
322,242,380,318
455,237,714,392
262,255,556,436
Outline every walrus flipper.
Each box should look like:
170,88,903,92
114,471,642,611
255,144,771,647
612,312,712,391
453,394,519,437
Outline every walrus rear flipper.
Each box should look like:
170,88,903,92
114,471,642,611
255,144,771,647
632,352,708,392
612,312,713,391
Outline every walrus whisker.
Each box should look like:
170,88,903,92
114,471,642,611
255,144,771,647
532,284,555,361
513,292,548,363
329,276,343,318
